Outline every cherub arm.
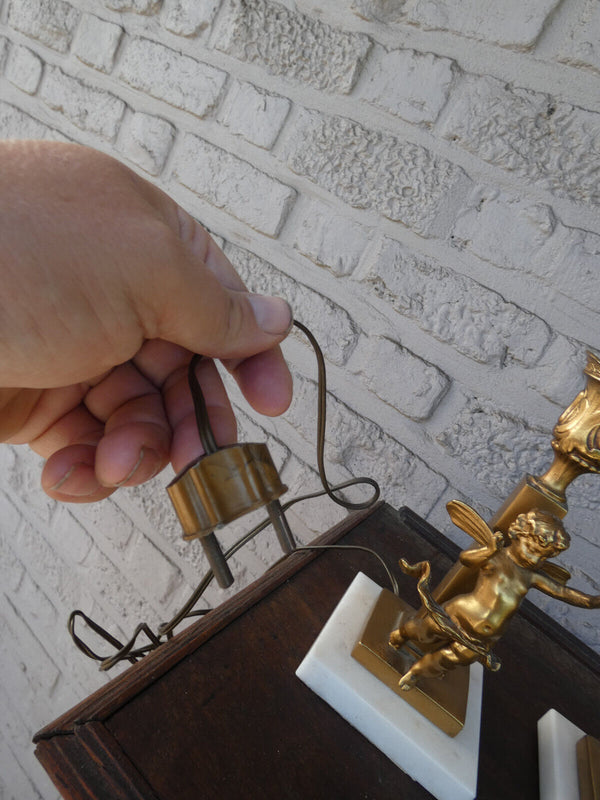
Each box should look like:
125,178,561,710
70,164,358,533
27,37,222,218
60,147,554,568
459,531,504,568
531,571,600,608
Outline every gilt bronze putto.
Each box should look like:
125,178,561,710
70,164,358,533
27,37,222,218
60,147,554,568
391,351,600,691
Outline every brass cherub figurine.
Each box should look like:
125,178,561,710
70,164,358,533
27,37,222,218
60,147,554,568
390,501,600,691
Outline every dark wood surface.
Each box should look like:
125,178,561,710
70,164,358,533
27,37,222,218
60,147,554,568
35,503,600,799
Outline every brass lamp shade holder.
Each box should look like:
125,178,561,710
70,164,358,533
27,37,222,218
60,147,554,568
166,321,379,590
166,355,295,589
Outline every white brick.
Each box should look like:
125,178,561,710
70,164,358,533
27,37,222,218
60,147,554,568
0,686,36,744
67,499,134,552
78,543,163,625
0,599,60,719
40,66,126,140
5,44,43,94
441,75,600,207
119,37,227,117
348,336,449,420
452,187,557,271
0,37,10,71
0,488,22,543
233,406,290,471
125,482,210,579
0,501,25,593
7,0,79,53
293,199,370,276
0,101,69,143
403,0,561,49
553,229,600,313
174,134,296,236
6,448,55,524
225,243,359,365
14,521,95,617
356,44,456,125
452,187,600,313
282,108,471,236
105,0,161,13
525,336,588,409
214,0,372,93
559,0,600,73
122,531,183,605
279,456,345,540
217,80,290,149
0,101,48,139
10,572,92,699
366,237,551,367
50,508,93,565
73,14,123,73
118,110,175,174
0,443,16,473
437,398,551,499
0,734,41,800
350,0,403,21
289,374,447,515
15,573,59,638
162,0,220,36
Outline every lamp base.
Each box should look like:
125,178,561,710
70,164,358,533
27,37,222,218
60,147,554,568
296,572,483,800
352,587,470,737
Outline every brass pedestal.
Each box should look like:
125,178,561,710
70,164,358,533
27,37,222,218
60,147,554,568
352,588,470,737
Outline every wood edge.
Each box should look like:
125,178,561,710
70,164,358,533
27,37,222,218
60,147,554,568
35,721,160,800
35,738,90,800
34,503,382,741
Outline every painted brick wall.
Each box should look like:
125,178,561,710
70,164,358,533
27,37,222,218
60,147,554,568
0,0,599,796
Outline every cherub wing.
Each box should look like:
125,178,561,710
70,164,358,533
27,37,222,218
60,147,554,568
446,500,496,547
540,561,571,586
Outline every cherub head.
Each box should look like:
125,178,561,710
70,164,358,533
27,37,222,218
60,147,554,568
507,509,570,565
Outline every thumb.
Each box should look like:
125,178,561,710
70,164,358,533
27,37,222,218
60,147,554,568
147,214,292,360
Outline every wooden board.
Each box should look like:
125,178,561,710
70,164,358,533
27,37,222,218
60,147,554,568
35,504,600,799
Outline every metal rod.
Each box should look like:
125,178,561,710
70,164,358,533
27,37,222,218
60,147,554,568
200,532,234,588
267,500,296,554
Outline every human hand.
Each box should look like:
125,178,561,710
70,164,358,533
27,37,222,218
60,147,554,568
0,141,293,502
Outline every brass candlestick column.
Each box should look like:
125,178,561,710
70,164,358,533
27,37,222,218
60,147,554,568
433,351,600,606
492,351,600,531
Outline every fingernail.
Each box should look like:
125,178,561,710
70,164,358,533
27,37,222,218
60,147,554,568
112,448,144,487
111,448,162,488
249,295,293,336
50,464,100,497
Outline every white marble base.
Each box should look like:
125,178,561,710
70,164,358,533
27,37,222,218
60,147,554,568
538,708,584,800
296,572,483,800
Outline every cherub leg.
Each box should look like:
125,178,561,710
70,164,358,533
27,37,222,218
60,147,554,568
389,614,434,650
399,642,475,691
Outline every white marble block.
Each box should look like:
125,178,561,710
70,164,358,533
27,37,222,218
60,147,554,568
296,572,483,800
538,708,585,800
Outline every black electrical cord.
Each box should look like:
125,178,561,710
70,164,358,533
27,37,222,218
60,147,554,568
293,320,380,511
188,353,218,456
